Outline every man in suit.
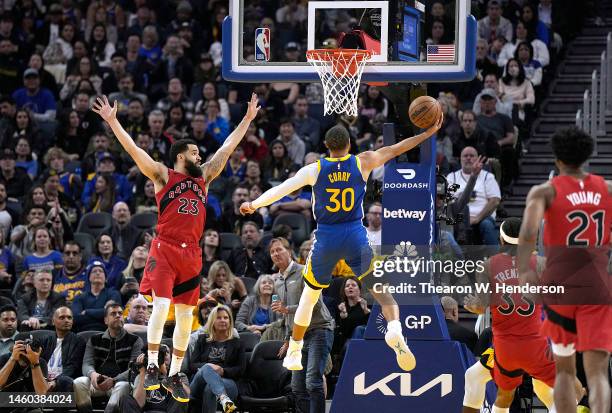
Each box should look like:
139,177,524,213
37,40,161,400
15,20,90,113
268,237,334,413
40,306,86,392
441,296,478,354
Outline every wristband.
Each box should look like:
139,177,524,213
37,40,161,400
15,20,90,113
31,363,40,369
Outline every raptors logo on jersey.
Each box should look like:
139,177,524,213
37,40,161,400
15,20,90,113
156,169,207,245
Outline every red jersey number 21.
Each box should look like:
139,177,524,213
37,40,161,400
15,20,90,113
566,210,605,246
178,198,199,215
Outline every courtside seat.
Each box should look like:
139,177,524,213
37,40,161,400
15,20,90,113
238,276,256,295
130,212,158,231
76,212,113,238
238,340,294,413
77,330,102,344
73,232,96,262
238,331,261,362
219,232,242,261
272,213,310,247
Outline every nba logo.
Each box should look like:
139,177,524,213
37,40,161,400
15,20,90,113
255,28,270,61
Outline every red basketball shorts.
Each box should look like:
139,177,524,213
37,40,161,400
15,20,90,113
541,305,612,353
140,237,202,306
492,336,556,390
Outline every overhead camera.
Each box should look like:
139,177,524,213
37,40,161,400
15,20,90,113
436,174,463,226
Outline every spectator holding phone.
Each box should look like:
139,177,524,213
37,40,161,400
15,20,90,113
235,274,281,335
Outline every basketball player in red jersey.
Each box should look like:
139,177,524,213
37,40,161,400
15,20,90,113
92,94,260,408
518,127,612,413
463,218,558,413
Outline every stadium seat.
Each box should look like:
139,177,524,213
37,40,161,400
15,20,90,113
238,276,256,295
260,231,273,251
239,331,261,362
77,330,102,344
238,340,294,412
76,212,113,238
27,329,55,343
272,213,310,247
219,232,242,261
73,232,96,262
133,329,147,345
130,212,158,231
322,276,345,300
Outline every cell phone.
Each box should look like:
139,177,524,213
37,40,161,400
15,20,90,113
271,294,280,303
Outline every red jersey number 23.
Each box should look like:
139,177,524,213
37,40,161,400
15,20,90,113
178,197,199,215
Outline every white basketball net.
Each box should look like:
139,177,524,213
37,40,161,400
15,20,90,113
307,49,371,117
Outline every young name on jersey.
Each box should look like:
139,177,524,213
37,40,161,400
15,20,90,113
565,191,602,207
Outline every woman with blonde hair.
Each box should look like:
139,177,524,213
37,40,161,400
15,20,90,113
207,261,247,312
235,274,281,334
188,305,245,413
118,245,148,303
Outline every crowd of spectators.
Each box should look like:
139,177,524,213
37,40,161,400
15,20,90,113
0,0,587,412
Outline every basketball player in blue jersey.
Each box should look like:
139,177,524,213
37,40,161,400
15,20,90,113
241,116,443,371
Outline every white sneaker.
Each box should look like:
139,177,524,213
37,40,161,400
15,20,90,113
283,345,303,370
384,330,416,371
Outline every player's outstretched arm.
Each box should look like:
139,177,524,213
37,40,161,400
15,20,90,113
92,96,166,184
357,112,443,174
517,183,553,285
201,93,260,183
240,163,318,215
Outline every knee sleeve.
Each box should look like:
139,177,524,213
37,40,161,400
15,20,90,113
533,379,554,409
294,285,322,327
147,297,171,345
173,304,194,351
463,362,491,409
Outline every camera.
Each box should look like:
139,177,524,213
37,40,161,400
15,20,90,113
23,337,41,353
435,174,463,226
130,344,169,374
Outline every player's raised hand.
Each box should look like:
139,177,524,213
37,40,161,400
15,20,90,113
91,95,118,123
245,93,261,121
239,201,256,215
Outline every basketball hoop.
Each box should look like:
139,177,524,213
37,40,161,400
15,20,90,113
306,48,371,117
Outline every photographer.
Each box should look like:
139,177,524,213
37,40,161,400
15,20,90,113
118,344,187,413
0,333,48,395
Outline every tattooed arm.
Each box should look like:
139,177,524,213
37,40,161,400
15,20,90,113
200,93,260,183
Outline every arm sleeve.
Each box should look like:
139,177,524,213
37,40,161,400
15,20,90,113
251,163,318,209
82,338,96,377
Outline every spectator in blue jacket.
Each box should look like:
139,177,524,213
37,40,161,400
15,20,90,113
11,69,56,123
71,260,121,332
87,234,127,290
81,152,133,206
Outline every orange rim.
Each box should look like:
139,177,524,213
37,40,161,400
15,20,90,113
307,48,371,77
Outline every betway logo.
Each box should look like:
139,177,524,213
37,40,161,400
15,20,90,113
397,168,416,180
354,372,453,397
383,208,426,221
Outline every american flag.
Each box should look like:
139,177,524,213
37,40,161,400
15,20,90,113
426,45,456,63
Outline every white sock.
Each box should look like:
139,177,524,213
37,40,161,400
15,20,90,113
147,350,159,367
492,406,509,413
169,354,184,377
387,319,402,334
147,296,171,368
288,337,303,351
168,304,194,377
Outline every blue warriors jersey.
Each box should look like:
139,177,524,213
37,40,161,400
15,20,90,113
313,154,366,224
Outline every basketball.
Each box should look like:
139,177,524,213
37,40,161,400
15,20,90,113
408,96,441,129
